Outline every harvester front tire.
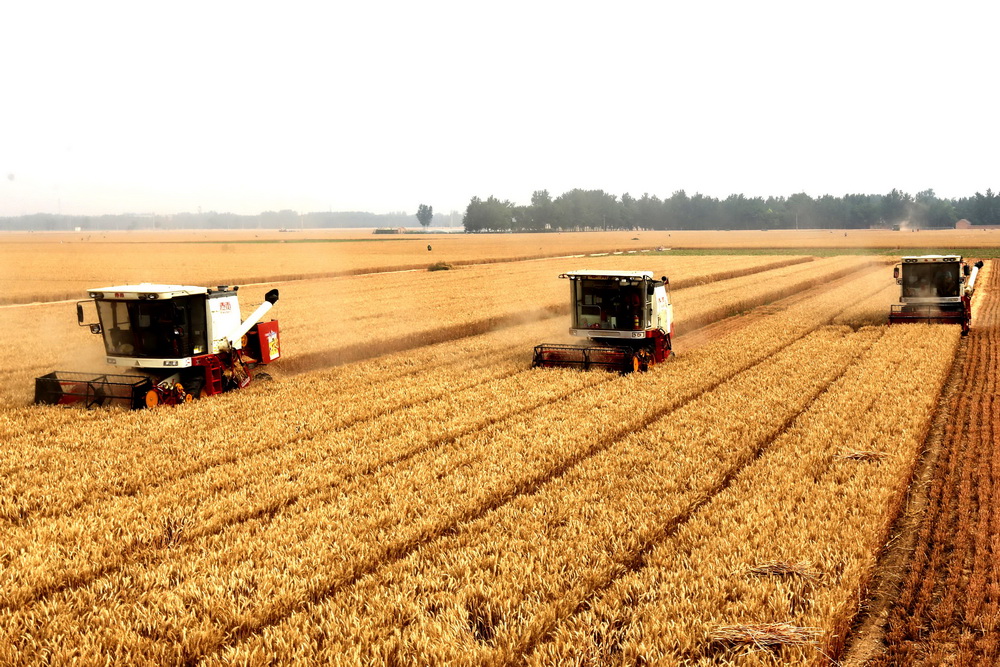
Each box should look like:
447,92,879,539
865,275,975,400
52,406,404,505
631,348,652,374
145,390,159,409
254,372,273,383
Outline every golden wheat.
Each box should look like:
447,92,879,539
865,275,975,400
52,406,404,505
529,323,959,666
0,261,893,664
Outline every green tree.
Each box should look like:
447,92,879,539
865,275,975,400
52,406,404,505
786,192,814,228
416,204,434,229
881,188,911,226
462,196,513,232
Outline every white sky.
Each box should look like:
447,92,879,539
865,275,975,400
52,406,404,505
1,0,997,217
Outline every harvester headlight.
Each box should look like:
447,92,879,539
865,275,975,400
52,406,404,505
146,293,158,299
88,292,100,298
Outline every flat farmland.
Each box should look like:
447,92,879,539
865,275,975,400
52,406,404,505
4,227,1000,305
0,231,995,665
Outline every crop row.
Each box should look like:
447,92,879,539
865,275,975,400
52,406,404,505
206,325,883,665
0,262,891,664
0,334,531,523
830,283,894,329
529,322,960,666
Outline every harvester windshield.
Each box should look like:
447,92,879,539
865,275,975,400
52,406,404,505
572,278,648,331
901,263,961,299
97,295,208,359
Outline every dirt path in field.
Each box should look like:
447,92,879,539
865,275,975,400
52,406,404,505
841,259,997,665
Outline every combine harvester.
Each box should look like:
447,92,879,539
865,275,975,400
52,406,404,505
35,284,280,409
889,255,984,334
532,270,673,373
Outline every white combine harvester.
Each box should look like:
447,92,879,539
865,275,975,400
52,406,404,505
889,255,984,335
35,284,281,409
532,270,674,373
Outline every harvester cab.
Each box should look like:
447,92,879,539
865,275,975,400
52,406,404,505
35,284,281,409
532,271,673,373
889,255,984,335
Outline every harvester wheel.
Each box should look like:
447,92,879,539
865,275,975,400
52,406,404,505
145,389,159,409
183,393,194,403
254,371,273,382
631,348,653,373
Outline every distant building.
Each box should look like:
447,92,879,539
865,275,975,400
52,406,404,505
956,219,1000,230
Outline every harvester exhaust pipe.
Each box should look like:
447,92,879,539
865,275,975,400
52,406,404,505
226,289,280,347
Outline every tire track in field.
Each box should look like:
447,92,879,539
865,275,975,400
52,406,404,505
197,279,885,660
838,335,969,664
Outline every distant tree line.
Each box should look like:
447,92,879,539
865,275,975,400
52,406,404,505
462,188,1000,232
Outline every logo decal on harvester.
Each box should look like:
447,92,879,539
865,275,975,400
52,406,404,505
267,330,280,359
219,302,231,312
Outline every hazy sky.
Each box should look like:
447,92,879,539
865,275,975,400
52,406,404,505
2,1,997,217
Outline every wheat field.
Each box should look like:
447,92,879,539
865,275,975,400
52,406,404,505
0,230,986,665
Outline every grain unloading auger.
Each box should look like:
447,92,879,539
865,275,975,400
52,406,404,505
532,271,674,374
889,255,984,335
34,284,281,409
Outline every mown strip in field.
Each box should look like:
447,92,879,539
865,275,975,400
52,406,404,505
870,260,1000,665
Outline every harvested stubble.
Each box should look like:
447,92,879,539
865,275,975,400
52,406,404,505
745,562,823,583
530,323,960,666
836,450,888,462
3,228,999,304
709,623,822,650
875,260,1000,664
0,261,890,664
